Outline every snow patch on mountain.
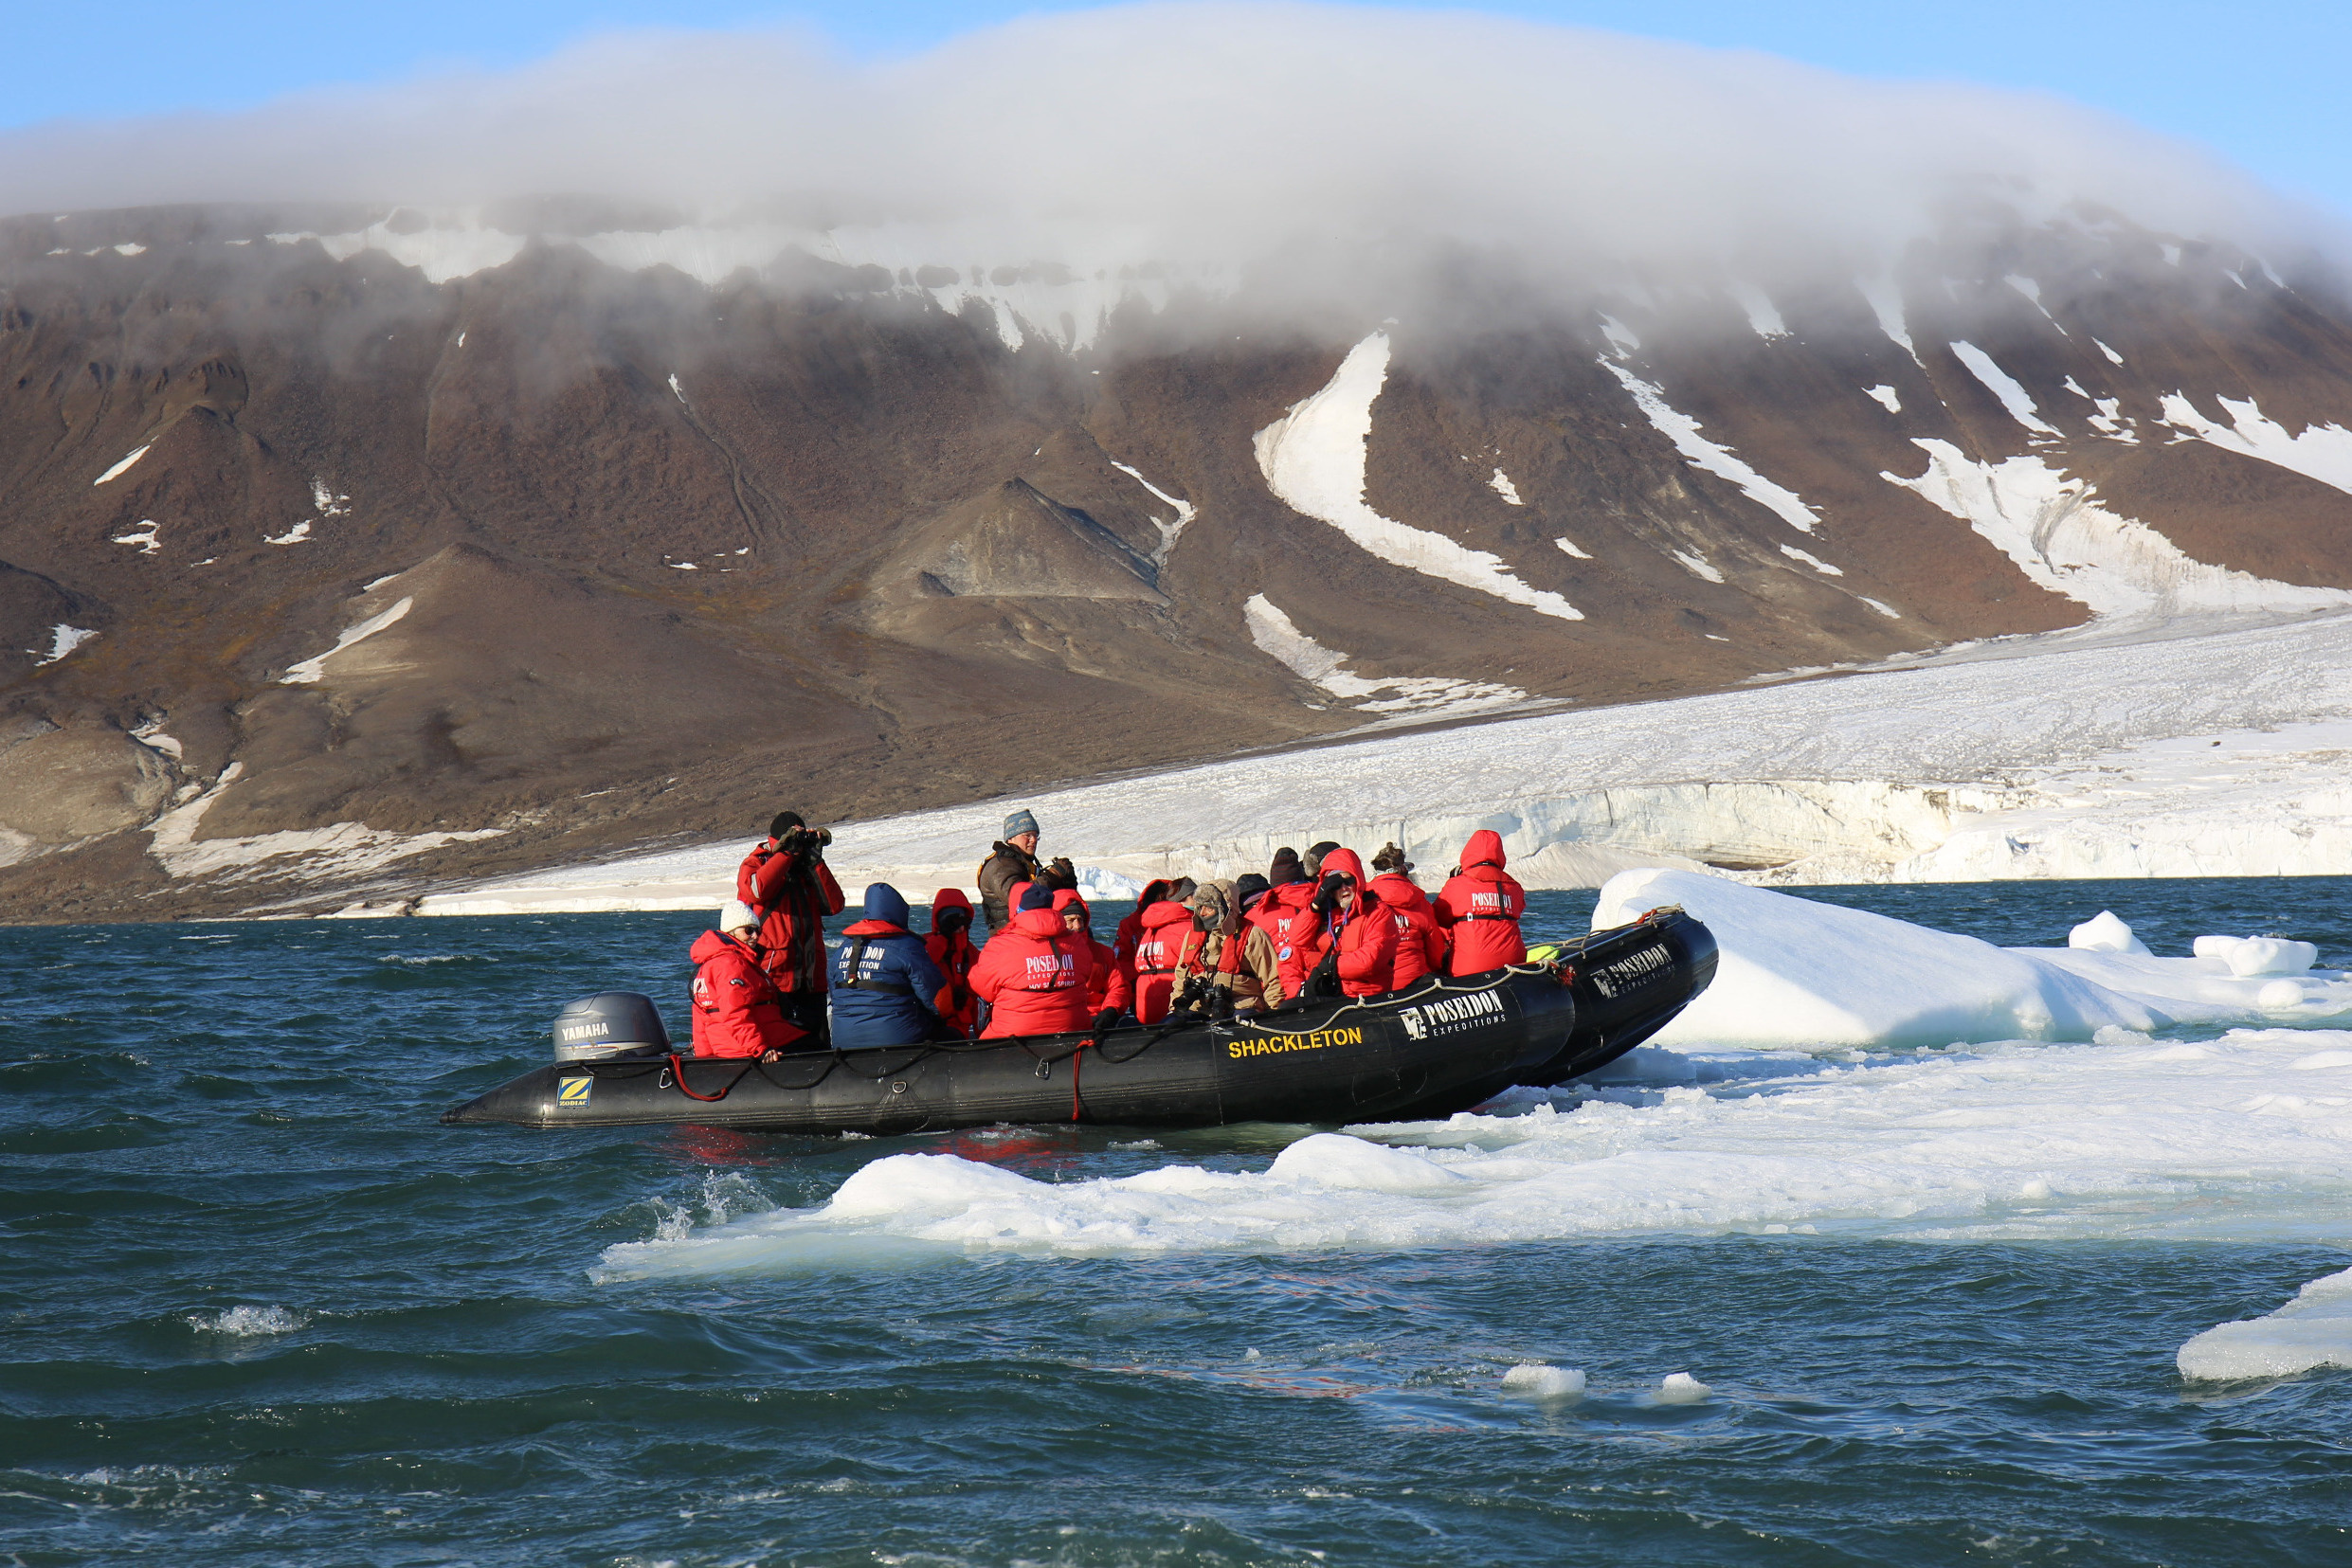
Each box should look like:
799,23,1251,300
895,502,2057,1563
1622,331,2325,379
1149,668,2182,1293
1949,342,2059,436
1728,283,1789,340
92,444,149,485
1110,460,1197,565
1244,594,1528,716
1488,468,1523,504
1856,276,1922,365
2155,394,2352,496
280,598,413,685
1601,362,1822,533
1254,333,1583,621
1883,441,2352,617
30,625,97,665
148,763,503,881
111,519,160,555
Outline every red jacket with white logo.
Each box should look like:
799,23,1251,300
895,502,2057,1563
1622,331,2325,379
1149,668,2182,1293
736,841,846,993
1368,871,1449,987
1127,898,1198,1024
688,929,809,1058
1435,830,1528,975
1262,882,1329,998
969,908,1096,1036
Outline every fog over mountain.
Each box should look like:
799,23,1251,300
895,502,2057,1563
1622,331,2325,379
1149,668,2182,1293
5,3,2337,312
5,3,2352,922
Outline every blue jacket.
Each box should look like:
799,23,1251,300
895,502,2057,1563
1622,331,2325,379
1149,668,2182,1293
828,883,949,1049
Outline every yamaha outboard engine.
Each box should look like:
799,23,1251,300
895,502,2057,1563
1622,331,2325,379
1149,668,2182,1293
551,992,672,1062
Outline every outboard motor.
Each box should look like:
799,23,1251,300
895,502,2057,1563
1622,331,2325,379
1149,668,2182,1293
551,992,672,1062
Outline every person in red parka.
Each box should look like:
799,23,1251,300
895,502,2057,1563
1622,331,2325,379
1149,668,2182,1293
1436,829,1528,975
735,811,846,1041
1127,894,1198,1024
1054,890,1134,1019
1297,847,1400,999
1367,842,1448,987
925,889,983,1037
968,885,1107,1037
689,902,810,1058
1113,879,1174,969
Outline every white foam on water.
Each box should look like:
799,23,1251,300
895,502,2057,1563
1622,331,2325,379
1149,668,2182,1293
2178,1266,2352,1381
188,1305,305,1336
593,1015,2352,1275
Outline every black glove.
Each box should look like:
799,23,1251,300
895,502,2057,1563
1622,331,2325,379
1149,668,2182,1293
1309,872,1346,916
812,826,833,850
1046,856,1076,891
1174,974,1208,1011
938,908,971,938
777,826,814,856
1090,1007,1122,1036
1208,983,1236,1020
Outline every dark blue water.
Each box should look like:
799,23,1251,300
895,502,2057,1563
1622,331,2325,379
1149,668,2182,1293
6,879,2352,1565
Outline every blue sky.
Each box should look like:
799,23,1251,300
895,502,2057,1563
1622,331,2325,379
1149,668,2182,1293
9,1,2347,216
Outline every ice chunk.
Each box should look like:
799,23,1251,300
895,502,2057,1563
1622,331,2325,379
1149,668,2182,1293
1657,1372,1711,1402
1602,361,1822,533
2258,980,2308,1009
1502,1363,1585,1399
1254,334,1583,620
1266,1132,1463,1194
2179,1267,2352,1381
2194,935,2319,976
2069,911,2149,954
1592,869,2162,1049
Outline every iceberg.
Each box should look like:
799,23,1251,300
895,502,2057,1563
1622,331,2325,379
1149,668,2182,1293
1593,869,2352,1050
2179,1267,2352,1382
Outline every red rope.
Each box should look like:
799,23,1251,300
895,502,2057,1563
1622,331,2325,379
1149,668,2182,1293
666,1054,740,1103
1070,1042,1085,1122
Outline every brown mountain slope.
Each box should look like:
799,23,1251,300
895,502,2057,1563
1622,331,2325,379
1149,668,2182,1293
3,206,2351,919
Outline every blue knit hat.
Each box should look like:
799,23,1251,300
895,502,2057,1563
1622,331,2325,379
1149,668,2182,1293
1003,808,1040,839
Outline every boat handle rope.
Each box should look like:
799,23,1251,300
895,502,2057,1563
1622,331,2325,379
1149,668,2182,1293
663,1054,759,1103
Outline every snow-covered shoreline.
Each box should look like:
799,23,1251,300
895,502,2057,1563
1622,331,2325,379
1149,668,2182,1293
393,610,2352,919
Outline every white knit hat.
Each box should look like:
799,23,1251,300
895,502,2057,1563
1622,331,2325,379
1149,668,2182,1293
718,899,760,932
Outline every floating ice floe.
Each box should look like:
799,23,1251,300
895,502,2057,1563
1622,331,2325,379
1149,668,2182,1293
2179,1267,2352,1382
1501,1364,1584,1399
1601,870,2352,1050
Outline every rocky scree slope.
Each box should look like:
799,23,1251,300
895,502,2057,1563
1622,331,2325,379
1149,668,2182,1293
2,204,2350,920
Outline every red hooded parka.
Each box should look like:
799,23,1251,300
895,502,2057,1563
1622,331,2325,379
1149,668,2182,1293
736,839,847,993
1128,898,1198,1024
968,906,1096,1036
1436,830,1527,975
1368,870,1449,986
925,888,983,1036
688,929,810,1058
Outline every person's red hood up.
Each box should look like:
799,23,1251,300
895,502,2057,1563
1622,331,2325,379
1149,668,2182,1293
1009,906,1067,938
1137,878,1173,910
1368,870,1434,914
691,928,752,964
930,887,973,934
1320,847,1369,886
1140,897,1194,933
1462,830,1508,871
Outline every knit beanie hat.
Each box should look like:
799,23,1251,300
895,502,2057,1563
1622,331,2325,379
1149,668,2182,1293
1004,808,1040,839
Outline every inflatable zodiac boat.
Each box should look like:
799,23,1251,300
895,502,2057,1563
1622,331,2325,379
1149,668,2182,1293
442,907,1715,1136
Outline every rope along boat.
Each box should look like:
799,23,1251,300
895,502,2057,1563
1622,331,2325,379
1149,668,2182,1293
442,908,1715,1136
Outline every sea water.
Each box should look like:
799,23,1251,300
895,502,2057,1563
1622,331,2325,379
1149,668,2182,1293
5,879,2351,1565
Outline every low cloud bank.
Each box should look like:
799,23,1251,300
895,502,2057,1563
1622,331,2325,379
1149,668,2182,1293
0,2,2334,304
